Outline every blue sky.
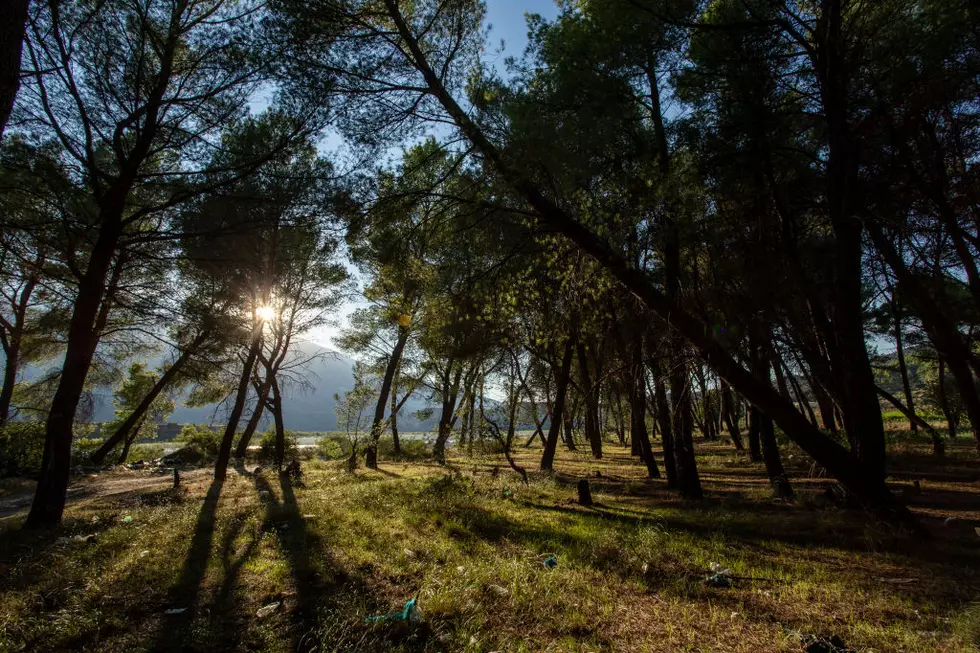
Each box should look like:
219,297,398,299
310,0,561,351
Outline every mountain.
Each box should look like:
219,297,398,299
68,342,440,433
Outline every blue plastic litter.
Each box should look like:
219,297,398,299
543,556,558,569
365,597,418,624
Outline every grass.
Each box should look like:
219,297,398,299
1,429,979,652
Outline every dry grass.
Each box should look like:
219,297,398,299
0,429,978,652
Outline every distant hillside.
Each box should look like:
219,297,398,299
20,342,441,433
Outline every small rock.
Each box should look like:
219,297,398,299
256,602,281,619
164,607,187,615
302,514,315,519
456,566,466,574
72,534,96,544
640,562,650,575
486,584,510,598
54,537,71,546
140,550,150,558
403,548,415,558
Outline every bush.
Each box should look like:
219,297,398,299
377,436,431,460
125,443,167,462
71,437,105,465
316,433,348,460
0,421,45,477
257,428,299,463
176,424,223,457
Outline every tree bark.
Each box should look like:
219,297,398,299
720,381,745,450
26,217,123,528
653,373,677,488
576,342,603,459
90,332,208,465
213,329,263,483
892,301,918,433
234,372,272,459
937,358,956,440
0,0,28,138
366,325,409,468
541,339,574,471
0,274,37,426
271,372,286,470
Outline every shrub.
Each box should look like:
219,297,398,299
377,436,431,460
176,424,223,457
0,421,45,477
71,437,105,465
257,428,299,463
316,433,348,460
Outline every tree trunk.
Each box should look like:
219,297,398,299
654,375,677,489
760,412,794,499
91,333,208,465
938,358,957,440
117,415,147,465
0,0,28,138
892,303,918,433
271,372,286,471
366,325,409,469
213,329,263,483
631,333,659,478
0,274,37,427
877,385,945,457
720,382,745,450
26,217,122,528
234,372,272,460
541,340,574,471
576,343,603,459
390,382,401,454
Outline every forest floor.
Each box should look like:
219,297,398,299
1,428,979,652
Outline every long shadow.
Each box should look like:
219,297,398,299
151,478,224,652
253,472,325,651
211,511,262,650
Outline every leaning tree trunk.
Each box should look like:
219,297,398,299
117,415,147,465
91,332,208,465
381,1,922,527
541,340,574,471
892,301,918,433
213,330,263,483
26,217,123,528
234,375,272,460
366,325,409,469
720,382,745,450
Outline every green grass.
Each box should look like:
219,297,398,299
1,437,978,652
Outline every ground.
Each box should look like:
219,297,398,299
1,427,979,652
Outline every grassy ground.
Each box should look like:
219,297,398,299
1,430,979,652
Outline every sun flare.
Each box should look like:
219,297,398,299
255,305,276,321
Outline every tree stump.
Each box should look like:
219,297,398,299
577,479,593,506
173,468,180,490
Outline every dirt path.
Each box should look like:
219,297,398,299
0,468,215,520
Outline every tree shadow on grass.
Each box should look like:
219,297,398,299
151,478,224,652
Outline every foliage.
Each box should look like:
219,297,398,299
0,422,45,477
257,428,299,463
176,424,225,458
